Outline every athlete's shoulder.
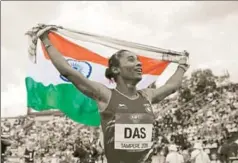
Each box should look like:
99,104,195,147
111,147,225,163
138,89,152,102
98,89,113,113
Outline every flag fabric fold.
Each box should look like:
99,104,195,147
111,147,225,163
26,26,183,126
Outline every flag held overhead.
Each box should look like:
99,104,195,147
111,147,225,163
26,24,184,126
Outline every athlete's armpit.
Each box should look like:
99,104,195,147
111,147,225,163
144,66,186,104
79,85,104,101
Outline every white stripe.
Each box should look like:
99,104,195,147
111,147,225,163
28,55,158,89
155,63,178,87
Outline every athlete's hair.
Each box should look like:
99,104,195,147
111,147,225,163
105,49,129,81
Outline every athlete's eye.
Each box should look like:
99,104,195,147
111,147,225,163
127,56,136,62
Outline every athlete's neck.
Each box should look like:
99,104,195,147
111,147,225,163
116,80,137,97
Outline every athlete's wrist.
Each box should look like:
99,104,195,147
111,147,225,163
41,38,52,50
178,64,189,72
41,36,50,44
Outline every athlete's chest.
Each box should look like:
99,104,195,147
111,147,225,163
111,97,155,150
112,96,154,115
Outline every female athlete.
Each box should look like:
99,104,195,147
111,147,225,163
31,25,189,163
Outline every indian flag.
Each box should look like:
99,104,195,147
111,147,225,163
26,29,179,126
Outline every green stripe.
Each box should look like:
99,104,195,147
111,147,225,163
25,77,100,126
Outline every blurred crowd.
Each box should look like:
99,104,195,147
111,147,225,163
1,69,238,163
151,70,238,163
1,116,104,163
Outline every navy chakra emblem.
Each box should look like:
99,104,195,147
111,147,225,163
60,59,92,82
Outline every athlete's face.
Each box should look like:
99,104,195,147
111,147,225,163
117,51,142,83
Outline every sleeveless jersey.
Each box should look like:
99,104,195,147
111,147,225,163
100,89,155,163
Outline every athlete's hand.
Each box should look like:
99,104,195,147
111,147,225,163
177,50,190,71
178,50,189,64
178,56,188,65
26,24,61,43
36,24,60,40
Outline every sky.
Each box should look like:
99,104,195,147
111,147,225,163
1,1,238,117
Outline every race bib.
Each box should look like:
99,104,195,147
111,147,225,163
114,113,153,150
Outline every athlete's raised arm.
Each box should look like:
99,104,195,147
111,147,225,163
39,31,111,106
143,55,189,104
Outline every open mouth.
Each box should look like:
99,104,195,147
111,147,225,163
134,67,142,73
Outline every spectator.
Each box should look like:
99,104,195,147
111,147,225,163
23,140,35,163
1,137,11,163
191,143,210,163
165,144,184,163
210,153,221,163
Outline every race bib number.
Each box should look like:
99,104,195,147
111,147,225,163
114,113,154,150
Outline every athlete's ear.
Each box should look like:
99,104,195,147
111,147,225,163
111,66,120,75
